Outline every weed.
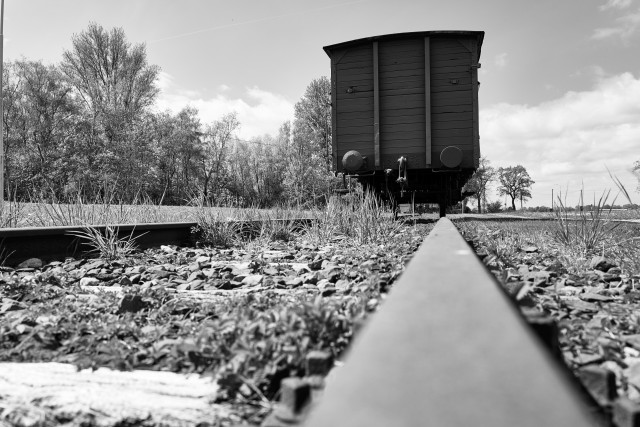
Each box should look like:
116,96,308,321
67,226,143,261
23,186,188,227
552,189,619,254
0,197,24,228
303,189,403,246
192,200,244,248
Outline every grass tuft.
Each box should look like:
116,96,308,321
67,226,143,261
304,189,403,246
552,189,619,254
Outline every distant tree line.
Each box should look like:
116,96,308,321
1,23,334,206
467,157,640,213
465,158,535,213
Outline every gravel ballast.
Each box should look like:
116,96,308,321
458,219,640,421
0,220,433,426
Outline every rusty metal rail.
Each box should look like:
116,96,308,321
303,218,599,427
0,222,198,266
0,219,312,266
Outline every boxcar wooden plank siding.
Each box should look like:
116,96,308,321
337,82,374,93
336,60,375,72
432,127,473,138
431,57,472,67
336,117,374,128
336,69,374,81
336,81,374,93
335,111,374,121
431,83,473,93
434,97,473,107
325,31,482,174
337,125,378,136
378,33,426,166
379,139,473,150
377,77,425,91
336,49,373,63
432,104,473,114
336,90,375,102
379,68,426,79
336,135,375,145
337,145,373,155
336,98,375,112
431,111,473,122
431,71,472,81
379,129,427,141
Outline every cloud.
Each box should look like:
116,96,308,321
155,72,294,139
480,72,640,206
599,0,633,10
592,7,640,41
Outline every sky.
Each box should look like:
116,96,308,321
3,0,640,208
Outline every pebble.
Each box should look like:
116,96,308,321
79,277,100,287
16,258,43,269
589,256,617,272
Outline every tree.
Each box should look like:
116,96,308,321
200,112,240,203
496,165,534,210
61,23,160,198
61,23,160,135
293,76,332,171
466,156,495,213
282,120,333,206
15,60,79,192
634,161,640,193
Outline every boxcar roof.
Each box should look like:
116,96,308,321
323,30,484,58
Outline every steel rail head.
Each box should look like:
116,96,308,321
303,218,599,427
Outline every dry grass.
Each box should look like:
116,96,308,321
303,190,404,246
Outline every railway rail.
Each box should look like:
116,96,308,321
302,218,601,427
0,219,312,267
0,216,636,426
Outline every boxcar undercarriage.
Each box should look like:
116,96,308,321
344,167,474,217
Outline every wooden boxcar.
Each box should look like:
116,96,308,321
324,31,484,216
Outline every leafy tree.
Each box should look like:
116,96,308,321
61,23,160,198
634,161,640,193
466,156,495,213
16,60,79,191
61,22,160,135
1,60,82,198
200,112,240,203
282,121,333,206
293,76,332,171
497,165,534,210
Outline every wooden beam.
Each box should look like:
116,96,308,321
424,37,432,166
0,362,226,425
373,41,380,168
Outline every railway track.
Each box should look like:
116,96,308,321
0,219,312,267
302,218,601,427
0,216,635,426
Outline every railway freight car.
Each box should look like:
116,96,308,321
324,31,484,217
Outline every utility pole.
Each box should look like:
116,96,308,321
0,0,4,208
